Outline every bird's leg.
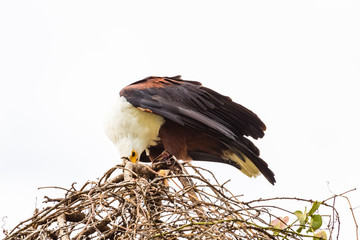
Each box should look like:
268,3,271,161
150,151,206,219
152,151,202,206
151,150,177,171
151,150,172,163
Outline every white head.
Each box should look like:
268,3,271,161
104,96,165,163
113,136,147,163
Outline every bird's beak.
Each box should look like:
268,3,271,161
130,157,138,163
121,156,138,163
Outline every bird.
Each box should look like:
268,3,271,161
104,76,275,184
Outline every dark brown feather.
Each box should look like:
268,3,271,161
120,76,275,184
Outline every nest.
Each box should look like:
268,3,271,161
3,157,345,240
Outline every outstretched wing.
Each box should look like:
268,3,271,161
120,76,275,184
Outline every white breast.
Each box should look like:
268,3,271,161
103,96,165,158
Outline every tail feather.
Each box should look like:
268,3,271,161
188,149,275,185
221,150,261,178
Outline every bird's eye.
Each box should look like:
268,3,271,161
131,151,136,157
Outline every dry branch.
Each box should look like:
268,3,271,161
2,161,356,240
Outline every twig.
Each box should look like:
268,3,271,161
3,164,355,240
57,213,70,240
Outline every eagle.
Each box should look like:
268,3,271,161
104,76,275,184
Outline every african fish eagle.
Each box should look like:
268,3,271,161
104,76,275,184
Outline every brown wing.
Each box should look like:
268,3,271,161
121,76,265,138
120,76,275,184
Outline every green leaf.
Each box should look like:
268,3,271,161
311,214,323,231
313,230,327,239
297,226,304,233
294,210,306,226
308,201,321,216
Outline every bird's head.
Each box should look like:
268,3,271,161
115,139,146,164
103,95,164,164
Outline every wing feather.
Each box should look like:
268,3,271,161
120,76,275,184
121,76,265,140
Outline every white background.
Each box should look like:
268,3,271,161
1,1,359,239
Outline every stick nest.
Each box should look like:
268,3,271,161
3,160,345,240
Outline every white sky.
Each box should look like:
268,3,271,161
1,1,359,239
